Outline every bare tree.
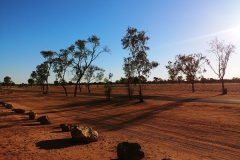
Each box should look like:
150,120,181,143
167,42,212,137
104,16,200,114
121,27,159,102
206,37,236,94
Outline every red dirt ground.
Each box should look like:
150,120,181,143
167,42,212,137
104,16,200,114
0,85,240,160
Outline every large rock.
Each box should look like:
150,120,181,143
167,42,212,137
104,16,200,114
70,125,98,142
12,108,25,114
28,110,37,120
37,115,51,125
117,142,145,160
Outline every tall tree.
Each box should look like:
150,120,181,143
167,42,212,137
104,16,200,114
121,27,159,102
40,51,55,94
72,35,110,97
3,76,12,88
31,63,49,91
165,61,179,83
123,57,135,100
52,46,74,96
206,37,236,94
84,65,105,93
171,53,206,92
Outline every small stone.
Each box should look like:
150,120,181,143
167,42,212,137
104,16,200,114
12,108,25,114
37,115,51,125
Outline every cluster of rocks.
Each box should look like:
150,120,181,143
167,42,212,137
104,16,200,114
59,124,144,159
1,101,145,159
1,91,13,95
1,101,51,125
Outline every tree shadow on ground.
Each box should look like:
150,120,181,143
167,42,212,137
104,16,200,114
36,138,92,150
73,97,201,132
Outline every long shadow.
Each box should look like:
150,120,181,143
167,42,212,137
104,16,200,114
36,138,92,150
39,97,134,115
73,98,201,132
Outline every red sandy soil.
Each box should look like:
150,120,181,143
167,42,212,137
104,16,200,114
0,86,240,160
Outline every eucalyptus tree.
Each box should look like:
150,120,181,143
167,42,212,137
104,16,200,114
3,76,12,88
165,61,179,83
123,57,135,100
84,65,105,93
31,63,49,91
169,53,206,92
52,46,74,96
40,51,55,94
206,37,236,94
104,73,113,100
28,78,34,87
72,35,110,97
121,27,159,102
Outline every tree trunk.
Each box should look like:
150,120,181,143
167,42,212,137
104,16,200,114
78,83,82,92
138,75,143,102
46,80,49,94
191,80,195,92
221,78,225,94
128,78,131,100
74,78,80,97
62,84,68,96
87,83,90,93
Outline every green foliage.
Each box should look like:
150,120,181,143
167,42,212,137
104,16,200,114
3,76,12,88
121,27,159,102
167,53,206,92
28,78,34,86
72,35,110,97
84,65,105,93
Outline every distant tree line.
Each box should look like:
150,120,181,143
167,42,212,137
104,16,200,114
8,27,235,101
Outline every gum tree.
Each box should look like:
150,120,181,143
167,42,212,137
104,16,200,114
40,51,55,94
168,53,206,92
121,27,159,102
84,65,105,93
3,76,12,88
72,35,110,97
52,46,74,96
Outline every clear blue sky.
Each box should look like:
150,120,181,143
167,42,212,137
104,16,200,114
0,0,239,84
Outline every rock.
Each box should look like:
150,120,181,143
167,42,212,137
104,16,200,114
28,110,37,120
117,142,145,160
37,115,51,125
5,103,13,109
60,124,71,132
12,108,25,114
0,101,4,105
70,125,98,142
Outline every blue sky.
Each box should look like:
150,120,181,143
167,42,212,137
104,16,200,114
0,0,240,84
